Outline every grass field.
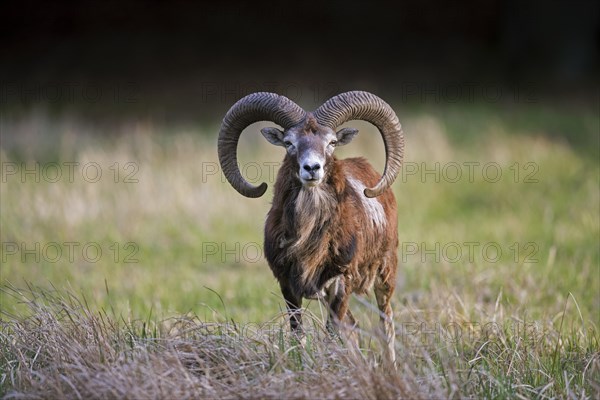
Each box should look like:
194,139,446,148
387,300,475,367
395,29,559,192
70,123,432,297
1,102,599,398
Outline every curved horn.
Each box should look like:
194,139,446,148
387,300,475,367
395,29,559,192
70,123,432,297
314,91,404,198
218,92,306,197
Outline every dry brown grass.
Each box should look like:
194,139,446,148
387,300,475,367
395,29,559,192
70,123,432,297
1,284,451,399
2,283,598,399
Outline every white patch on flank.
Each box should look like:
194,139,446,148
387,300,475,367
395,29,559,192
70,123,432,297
347,176,386,229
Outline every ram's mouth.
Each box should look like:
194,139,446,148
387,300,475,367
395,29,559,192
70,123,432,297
301,177,321,187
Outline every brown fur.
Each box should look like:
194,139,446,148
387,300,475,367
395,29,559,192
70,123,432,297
264,152,398,361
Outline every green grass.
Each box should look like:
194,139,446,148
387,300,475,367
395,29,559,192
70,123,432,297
1,103,598,398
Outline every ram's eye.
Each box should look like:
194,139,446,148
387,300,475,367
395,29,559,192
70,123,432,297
284,141,293,148
329,140,338,146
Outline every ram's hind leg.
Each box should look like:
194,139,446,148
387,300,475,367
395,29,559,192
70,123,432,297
374,254,397,365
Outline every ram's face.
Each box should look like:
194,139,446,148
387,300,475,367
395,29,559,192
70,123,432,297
261,119,358,188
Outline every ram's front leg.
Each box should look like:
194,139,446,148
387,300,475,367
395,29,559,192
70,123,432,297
326,295,351,336
324,277,359,345
280,282,303,336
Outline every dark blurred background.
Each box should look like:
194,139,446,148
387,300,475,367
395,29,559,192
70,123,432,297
1,0,598,124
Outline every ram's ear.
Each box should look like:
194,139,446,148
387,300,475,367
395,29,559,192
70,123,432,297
335,128,359,146
260,127,286,147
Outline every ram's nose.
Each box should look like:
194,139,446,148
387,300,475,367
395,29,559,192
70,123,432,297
302,163,321,174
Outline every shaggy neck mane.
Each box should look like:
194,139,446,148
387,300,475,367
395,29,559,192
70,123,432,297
292,185,336,251
279,158,343,293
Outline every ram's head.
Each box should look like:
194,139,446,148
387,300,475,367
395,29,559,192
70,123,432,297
217,91,404,197
259,116,359,187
